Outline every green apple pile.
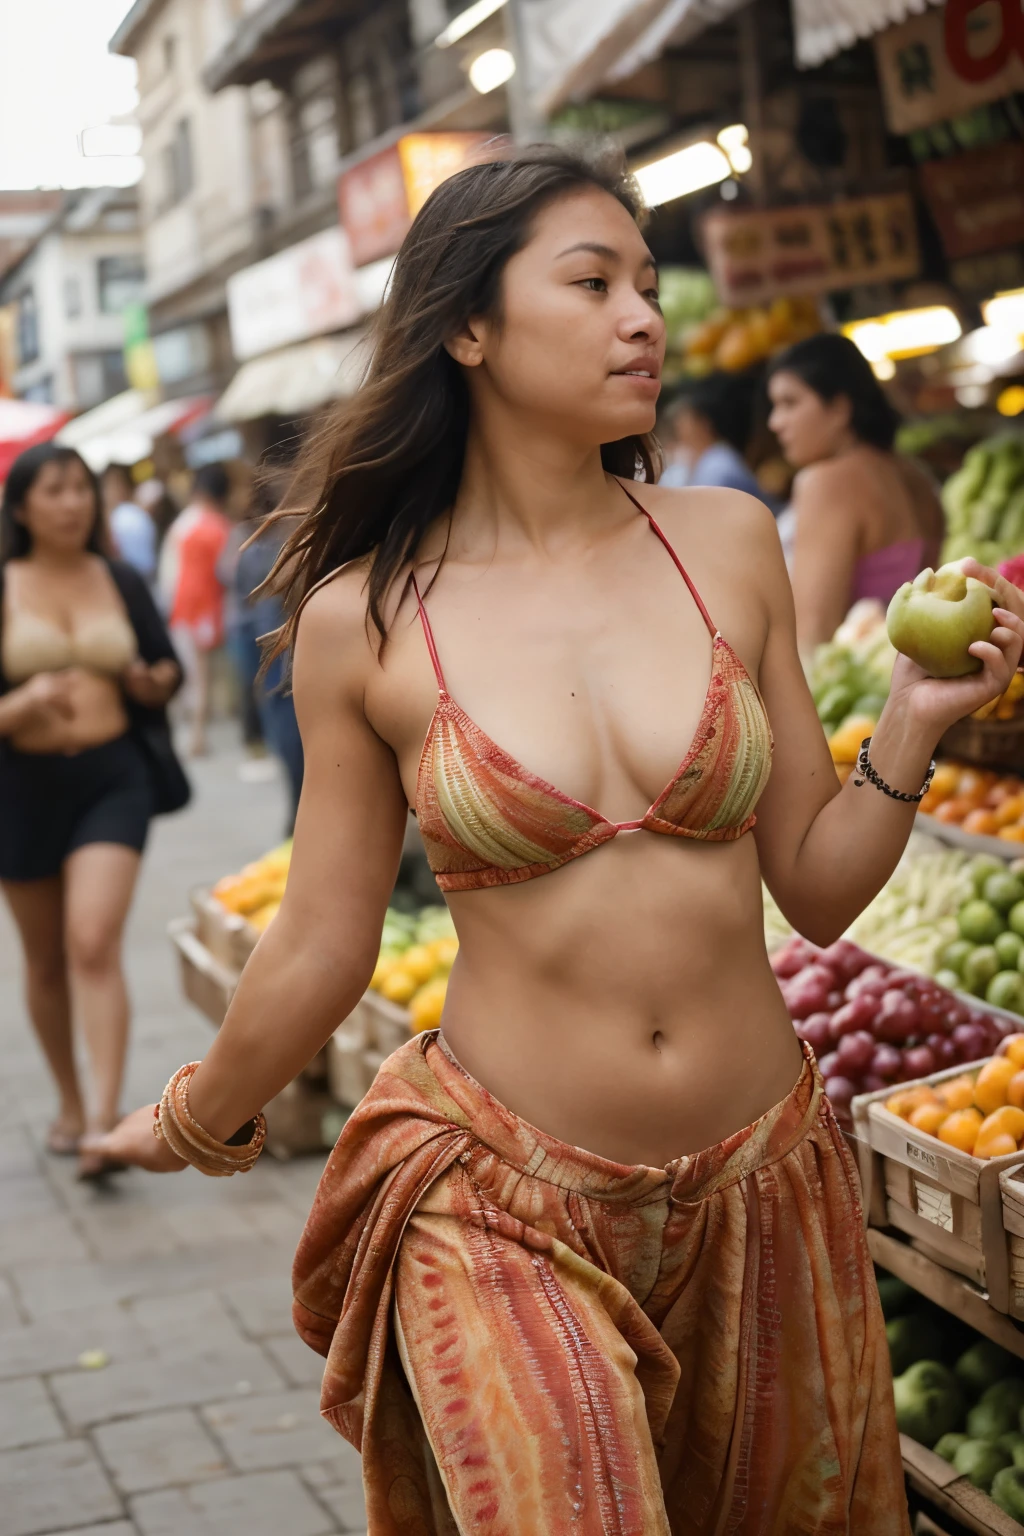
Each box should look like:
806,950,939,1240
887,562,995,679
943,434,1024,569
846,836,973,975
809,602,895,735
881,1270,1024,1515
934,857,1024,1015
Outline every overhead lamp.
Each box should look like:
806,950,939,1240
715,123,752,175
468,47,515,94
436,0,506,48
959,325,1023,366
634,141,731,208
983,288,1024,338
844,306,961,362
871,357,896,381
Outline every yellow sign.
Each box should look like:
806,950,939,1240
397,133,490,219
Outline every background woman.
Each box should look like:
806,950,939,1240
767,333,944,658
99,149,1021,1531
0,444,182,1178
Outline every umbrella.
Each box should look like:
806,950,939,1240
0,399,71,483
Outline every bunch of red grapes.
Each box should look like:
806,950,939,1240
772,937,1012,1127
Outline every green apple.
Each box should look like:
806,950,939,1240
886,562,995,677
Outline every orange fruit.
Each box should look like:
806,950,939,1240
908,1103,948,1137
919,788,947,816
935,798,971,825
998,825,1024,843
931,762,960,799
995,793,1024,827
979,1105,1024,1141
938,1108,983,1155
937,1076,977,1111
974,1057,1018,1114
960,767,998,798
963,809,1000,836
887,1086,940,1119
1002,1035,1024,1067
974,1131,1019,1160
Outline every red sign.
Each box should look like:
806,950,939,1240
945,0,1024,82
875,1,1024,134
919,140,1024,258
338,145,411,269
702,193,920,306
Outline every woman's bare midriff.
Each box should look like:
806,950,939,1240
11,669,130,754
440,829,803,1168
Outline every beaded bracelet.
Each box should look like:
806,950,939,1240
852,737,936,805
153,1062,266,1176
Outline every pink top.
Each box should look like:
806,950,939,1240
851,537,936,607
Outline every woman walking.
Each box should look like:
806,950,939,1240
100,148,1023,1531
0,444,183,1179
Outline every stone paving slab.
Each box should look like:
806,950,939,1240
0,1439,121,1536
0,1375,65,1451
50,1344,284,1430
201,1387,341,1471
0,736,369,1534
93,1408,229,1495
129,1468,338,1536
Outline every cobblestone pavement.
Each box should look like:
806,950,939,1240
0,737,367,1536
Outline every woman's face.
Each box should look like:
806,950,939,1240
767,371,852,468
18,457,98,556
454,187,666,447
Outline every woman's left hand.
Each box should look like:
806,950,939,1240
887,594,1024,741
122,658,180,707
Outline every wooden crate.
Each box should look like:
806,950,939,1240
902,1434,1024,1535
189,888,259,972
362,990,414,1056
169,918,237,1027
327,1003,371,1110
262,1077,336,1161
853,1062,1024,1311
1000,1169,1024,1324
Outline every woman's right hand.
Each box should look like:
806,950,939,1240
18,671,74,725
90,1105,188,1172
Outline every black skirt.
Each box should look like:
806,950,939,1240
0,733,154,881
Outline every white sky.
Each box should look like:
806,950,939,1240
0,0,142,189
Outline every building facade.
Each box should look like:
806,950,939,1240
0,188,145,410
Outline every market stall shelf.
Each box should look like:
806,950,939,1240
902,1432,1024,1536
920,815,1024,864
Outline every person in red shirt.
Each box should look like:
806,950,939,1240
164,464,232,756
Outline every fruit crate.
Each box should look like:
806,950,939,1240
902,1433,1024,1535
939,716,1024,777
917,815,1019,864
327,1004,371,1110
169,917,237,1027
363,990,414,1056
853,1063,1024,1311
999,1170,1024,1324
189,887,258,972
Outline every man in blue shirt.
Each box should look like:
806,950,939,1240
103,464,157,582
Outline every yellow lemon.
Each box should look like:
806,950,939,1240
369,955,398,991
401,945,437,986
429,937,459,973
380,969,418,1005
410,977,448,1032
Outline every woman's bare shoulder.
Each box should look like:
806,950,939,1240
293,559,377,683
638,480,781,553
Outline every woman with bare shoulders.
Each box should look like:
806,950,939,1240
767,333,945,659
98,148,1023,1532
0,445,183,1178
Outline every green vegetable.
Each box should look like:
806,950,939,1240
967,1396,1019,1441
887,1313,946,1376
943,939,974,974
954,1437,1012,1489
986,873,1024,913
996,1430,1024,1466
982,1377,1024,1415
934,1431,969,1461
893,1360,965,1445
964,944,1001,994
992,1464,1024,1518
987,970,1024,1012
996,931,1024,970
955,1340,1023,1400
1009,899,1024,938
960,901,1006,945
876,1273,914,1321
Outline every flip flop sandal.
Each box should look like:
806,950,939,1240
46,1125,82,1157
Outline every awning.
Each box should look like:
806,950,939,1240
0,399,70,482
214,331,370,422
524,0,750,115
56,390,213,471
791,0,943,70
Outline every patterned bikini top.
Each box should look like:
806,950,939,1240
413,484,773,891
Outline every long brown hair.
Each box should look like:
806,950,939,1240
264,142,658,656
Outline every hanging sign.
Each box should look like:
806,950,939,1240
919,139,1024,256
701,193,920,306
338,132,490,268
875,1,1024,135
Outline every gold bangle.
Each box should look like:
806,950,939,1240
153,1063,266,1176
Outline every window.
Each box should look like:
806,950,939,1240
63,276,82,319
97,255,146,314
159,118,194,209
73,351,127,409
17,288,39,365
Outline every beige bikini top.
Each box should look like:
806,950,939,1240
2,607,138,685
